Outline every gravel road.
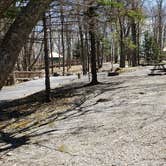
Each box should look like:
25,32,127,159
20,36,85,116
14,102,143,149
0,75,78,101
0,66,166,166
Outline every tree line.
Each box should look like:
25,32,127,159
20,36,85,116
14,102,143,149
0,0,166,91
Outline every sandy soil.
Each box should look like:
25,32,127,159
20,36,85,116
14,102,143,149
0,66,166,166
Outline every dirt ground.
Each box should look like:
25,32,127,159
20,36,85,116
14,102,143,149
0,66,166,166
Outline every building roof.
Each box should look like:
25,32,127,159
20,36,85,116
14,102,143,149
49,52,63,58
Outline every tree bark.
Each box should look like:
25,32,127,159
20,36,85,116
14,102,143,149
79,24,87,75
60,2,65,76
65,23,71,71
43,13,51,102
96,39,102,69
48,10,54,74
131,1,138,67
137,22,140,65
0,0,15,18
88,6,98,85
0,0,53,89
119,27,125,68
85,28,90,72
157,0,163,56
131,19,137,66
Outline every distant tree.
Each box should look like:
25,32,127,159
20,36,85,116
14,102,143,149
72,42,81,60
143,31,160,64
0,0,53,89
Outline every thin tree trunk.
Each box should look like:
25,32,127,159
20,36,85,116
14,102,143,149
120,27,125,68
131,19,137,66
49,11,54,74
137,22,140,65
79,24,87,75
158,0,163,56
60,2,65,76
43,13,51,102
96,39,101,69
85,29,90,72
65,23,71,71
114,39,118,64
28,42,44,71
57,34,61,69
131,0,137,67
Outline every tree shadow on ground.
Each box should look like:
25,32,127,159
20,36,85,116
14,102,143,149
0,81,122,121
0,80,127,155
0,131,29,158
0,82,87,122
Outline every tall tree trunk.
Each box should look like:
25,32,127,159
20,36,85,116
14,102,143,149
131,1,137,67
137,22,140,65
157,0,163,56
96,39,102,69
119,27,125,68
88,6,98,85
85,28,90,72
114,39,118,64
79,24,87,75
65,23,71,71
49,11,54,74
0,0,53,89
43,13,51,102
60,2,65,76
131,19,137,66
57,34,61,69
